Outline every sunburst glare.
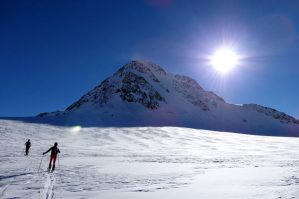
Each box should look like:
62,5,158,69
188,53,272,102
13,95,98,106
210,48,240,74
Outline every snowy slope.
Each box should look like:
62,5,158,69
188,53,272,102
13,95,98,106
35,60,299,136
0,119,298,199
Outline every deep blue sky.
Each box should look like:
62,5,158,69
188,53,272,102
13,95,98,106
1,0,299,118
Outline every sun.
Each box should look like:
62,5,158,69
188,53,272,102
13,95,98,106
210,48,239,74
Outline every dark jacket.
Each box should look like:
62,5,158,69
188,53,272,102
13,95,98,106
43,146,60,156
25,141,31,148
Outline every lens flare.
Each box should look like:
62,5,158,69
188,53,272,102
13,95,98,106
70,125,81,134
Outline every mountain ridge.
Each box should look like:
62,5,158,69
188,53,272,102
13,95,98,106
35,60,299,136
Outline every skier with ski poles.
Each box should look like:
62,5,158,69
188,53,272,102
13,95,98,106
25,139,31,156
43,142,60,172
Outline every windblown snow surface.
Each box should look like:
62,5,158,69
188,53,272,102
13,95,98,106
0,119,298,199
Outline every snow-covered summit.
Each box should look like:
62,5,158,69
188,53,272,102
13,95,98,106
38,60,299,136
64,60,225,113
66,60,168,111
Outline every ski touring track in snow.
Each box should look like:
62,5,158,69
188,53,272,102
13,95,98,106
0,155,52,199
0,185,9,198
41,172,55,199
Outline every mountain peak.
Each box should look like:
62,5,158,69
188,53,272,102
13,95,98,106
118,60,167,76
65,61,168,112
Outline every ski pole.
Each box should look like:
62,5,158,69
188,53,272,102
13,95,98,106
57,154,60,169
37,155,44,173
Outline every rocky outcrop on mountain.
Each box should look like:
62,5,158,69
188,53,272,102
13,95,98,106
173,75,225,111
66,61,167,111
243,104,299,124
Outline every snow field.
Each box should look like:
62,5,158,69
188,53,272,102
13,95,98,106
0,119,298,198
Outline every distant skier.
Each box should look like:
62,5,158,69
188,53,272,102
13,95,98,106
43,142,60,172
25,139,31,156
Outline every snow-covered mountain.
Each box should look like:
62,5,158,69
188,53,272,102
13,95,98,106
37,60,299,136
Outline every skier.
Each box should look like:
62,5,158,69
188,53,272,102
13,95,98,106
25,139,31,156
43,142,60,172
